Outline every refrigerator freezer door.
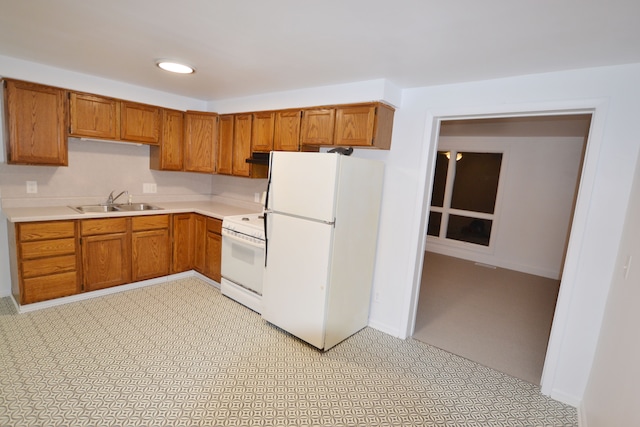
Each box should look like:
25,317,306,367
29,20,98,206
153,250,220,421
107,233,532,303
268,152,338,223
262,212,333,349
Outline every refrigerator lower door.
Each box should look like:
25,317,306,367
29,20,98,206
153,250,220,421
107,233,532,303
262,212,333,349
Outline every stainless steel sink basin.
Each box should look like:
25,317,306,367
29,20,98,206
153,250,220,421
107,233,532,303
69,203,162,213
70,204,119,213
113,203,162,212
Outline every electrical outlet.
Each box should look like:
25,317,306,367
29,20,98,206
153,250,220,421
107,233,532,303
26,181,38,194
374,291,381,302
143,183,157,193
254,192,261,203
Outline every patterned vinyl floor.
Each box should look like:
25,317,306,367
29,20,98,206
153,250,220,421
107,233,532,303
0,277,577,426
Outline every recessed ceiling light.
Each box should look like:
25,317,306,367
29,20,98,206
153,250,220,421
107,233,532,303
156,60,195,74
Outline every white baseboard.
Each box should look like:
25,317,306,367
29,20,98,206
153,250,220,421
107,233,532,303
367,318,403,338
13,271,207,314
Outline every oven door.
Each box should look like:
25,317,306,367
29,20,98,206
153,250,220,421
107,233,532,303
221,230,265,295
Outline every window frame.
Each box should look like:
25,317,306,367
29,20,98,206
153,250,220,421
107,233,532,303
427,143,508,254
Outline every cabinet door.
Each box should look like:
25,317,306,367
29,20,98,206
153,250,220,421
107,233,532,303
334,105,376,146
69,92,120,139
251,111,275,152
184,111,217,173
193,214,207,274
233,114,252,177
172,213,194,273
132,229,170,281
205,230,222,282
150,109,184,171
217,114,234,175
274,110,301,151
300,108,335,146
121,101,161,144
83,232,131,291
4,79,68,165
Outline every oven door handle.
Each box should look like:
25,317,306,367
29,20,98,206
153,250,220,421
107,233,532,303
221,229,266,249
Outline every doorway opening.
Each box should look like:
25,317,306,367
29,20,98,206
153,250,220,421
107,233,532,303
412,114,592,385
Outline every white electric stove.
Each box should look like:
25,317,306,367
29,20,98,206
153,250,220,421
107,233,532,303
220,213,265,313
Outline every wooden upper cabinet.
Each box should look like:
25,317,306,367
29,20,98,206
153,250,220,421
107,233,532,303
334,103,394,149
120,101,161,144
150,108,184,171
300,108,336,146
299,102,394,149
69,92,161,145
184,111,218,174
217,114,234,175
274,110,301,151
233,114,252,177
251,111,275,152
4,79,68,166
69,92,120,140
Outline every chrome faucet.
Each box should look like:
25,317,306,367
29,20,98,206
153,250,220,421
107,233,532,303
106,190,128,205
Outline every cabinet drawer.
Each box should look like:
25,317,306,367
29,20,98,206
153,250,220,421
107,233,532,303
22,255,76,278
131,214,169,231
18,221,75,241
20,237,76,259
22,271,78,304
81,217,128,235
207,217,222,234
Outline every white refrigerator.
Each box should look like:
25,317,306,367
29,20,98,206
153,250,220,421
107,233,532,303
262,151,384,350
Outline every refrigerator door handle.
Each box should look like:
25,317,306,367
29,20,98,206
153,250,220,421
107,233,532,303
263,210,269,267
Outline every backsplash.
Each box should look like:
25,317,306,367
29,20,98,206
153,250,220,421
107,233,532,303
0,138,267,208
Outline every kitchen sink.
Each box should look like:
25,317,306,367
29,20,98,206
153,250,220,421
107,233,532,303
112,203,162,212
69,203,162,213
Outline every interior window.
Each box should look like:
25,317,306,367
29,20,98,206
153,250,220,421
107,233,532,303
427,151,503,247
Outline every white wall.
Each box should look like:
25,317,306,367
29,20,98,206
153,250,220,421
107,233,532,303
427,135,584,279
396,64,640,406
580,149,640,426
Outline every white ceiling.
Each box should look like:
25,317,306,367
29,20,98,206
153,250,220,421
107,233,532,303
1,0,638,101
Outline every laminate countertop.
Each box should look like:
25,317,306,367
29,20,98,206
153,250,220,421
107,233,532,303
2,200,261,223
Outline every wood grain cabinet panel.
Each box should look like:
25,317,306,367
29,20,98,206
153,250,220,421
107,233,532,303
334,103,394,149
216,114,234,175
193,214,207,274
184,111,218,173
252,111,275,152
69,92,120,140
81,217,131,291
150,109,185,171
274,110,302,151
131,215,170,282
4,79,68,166
233,114,252,177
300,108,336,146
172,213,195,273
13,220,80,304
205,218,223,282
120,101,160,144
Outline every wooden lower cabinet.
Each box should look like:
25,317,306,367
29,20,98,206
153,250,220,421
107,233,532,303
172,213,195,273
131,215,170,282
11,212,224,306
12,220,81,304
192,215,222,282
81,217,131,292
205,218,222,282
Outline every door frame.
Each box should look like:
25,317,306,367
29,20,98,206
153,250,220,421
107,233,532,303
404,98,608,398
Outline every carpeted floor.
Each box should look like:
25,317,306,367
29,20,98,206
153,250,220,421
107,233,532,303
0,277,576,426
413,252,560,385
